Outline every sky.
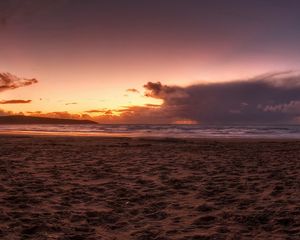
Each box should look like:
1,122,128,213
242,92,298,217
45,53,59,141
1,0,300,124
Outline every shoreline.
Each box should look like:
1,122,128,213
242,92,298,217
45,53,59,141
1,131,300,142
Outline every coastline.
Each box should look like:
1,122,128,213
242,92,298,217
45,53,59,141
1,131,300,142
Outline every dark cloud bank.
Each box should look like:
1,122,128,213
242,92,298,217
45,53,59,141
141,73,300,124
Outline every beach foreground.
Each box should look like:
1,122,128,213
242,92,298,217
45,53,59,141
0,136,299,240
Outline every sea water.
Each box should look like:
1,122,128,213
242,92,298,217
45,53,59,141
0,124,300,139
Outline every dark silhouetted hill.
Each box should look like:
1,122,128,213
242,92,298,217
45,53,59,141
0,115,97,124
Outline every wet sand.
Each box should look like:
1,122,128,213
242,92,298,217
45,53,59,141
0,135,299,239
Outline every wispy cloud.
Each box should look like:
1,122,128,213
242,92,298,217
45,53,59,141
0,99,32,104
65,102,78,106
26,111,42,114
85,109,109,114
126,88,140,94
0,72,38,92
144,104,161,108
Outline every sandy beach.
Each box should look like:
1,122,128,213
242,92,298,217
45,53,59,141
0,135,299,240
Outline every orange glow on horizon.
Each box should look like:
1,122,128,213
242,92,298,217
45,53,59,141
173,119,198,125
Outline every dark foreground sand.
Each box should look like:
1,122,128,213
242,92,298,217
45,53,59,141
0,136,299,240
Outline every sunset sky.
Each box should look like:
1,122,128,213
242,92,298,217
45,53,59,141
1,0,300,124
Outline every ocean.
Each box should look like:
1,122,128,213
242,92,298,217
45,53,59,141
0,124,300,139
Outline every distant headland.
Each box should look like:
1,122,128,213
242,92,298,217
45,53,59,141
0,115,97,124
